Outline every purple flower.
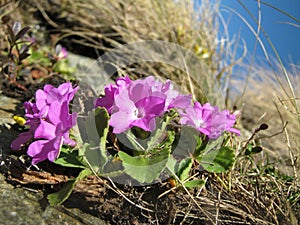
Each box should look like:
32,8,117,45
95,76,191,133
11,82,78,164
95,76,131,114
180,102,240,139
110,85,165,133
35,82,77,111
55,44,68,60
134,76,191,110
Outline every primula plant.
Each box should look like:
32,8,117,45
11,75,240,205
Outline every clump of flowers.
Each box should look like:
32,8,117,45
95,76,191,133
11,82,78,164
180,102,240,139
95,75,239,138
11,76,240,165
10,76,241,205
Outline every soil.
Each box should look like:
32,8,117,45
0,74,68,102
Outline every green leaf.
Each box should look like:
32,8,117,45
173,126,199,158
184,179,205,189
194,135,223,162
84,107,109,148
166,156,178,176
146,118,168,151
54,147,85,168
78,107,109,174
177,157,193,181
47,169,92,206
193,135,207,157
116,118,169,153
200,146,235,173
117,131,145,152
118,147,171,184
69,123,83,148
78,143,105,174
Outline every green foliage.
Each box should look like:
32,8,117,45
78,107,109,174
118,125,175,183
177,157,193,181
167,157,205,189
53,59,76,75
177,157,205,189
118,147,170,183
118,117,170,153
47,169,92,206
26,47,76,75
26,49,52,67
194,136,235,173
183,179,205,189
54,147,85,168
200,146,235,173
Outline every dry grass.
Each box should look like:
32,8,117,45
232,61,300,177
16,0,244,106
1,0,299,224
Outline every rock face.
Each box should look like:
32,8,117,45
0,173,105,225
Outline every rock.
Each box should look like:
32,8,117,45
67,52,114,95
0,174,106,225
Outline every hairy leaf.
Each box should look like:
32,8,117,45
200,146,235,173
78,107,109,174
118,147,171,184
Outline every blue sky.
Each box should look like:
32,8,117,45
198,0,300,68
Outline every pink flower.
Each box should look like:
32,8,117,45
95,76,131,113
55,44,68,60
180,102,240,139
109,86,165,133
95,76,191,133
11,82,78,164
132,76,191,110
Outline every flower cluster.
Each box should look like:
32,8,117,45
180,102,240,139
96,76,239,138
11,76,240,165
11,82,78,164
95,76,191,133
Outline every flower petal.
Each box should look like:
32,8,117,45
34,120,56,140
27,140,50,164
10,131,33,150
27,138,61,164
110,111,132,133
